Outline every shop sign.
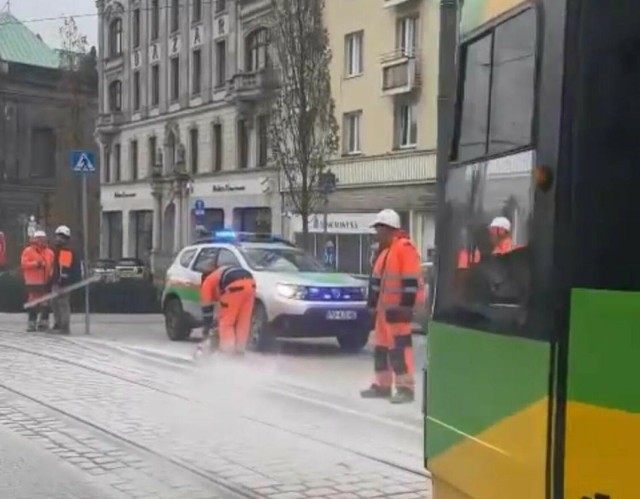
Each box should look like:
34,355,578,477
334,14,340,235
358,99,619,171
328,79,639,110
114,192,137,198
291,213,376,234
212,183,246,193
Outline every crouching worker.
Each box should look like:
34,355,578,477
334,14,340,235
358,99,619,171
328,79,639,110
21,230,54,331
200,262,256,355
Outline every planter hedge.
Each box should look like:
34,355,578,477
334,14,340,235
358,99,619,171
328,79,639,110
0,274,161,314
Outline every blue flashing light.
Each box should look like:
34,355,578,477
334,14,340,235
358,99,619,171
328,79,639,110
213,230,238,241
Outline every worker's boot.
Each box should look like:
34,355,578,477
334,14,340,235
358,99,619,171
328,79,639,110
37,321,49,332
360,384,392,399
390,387,415,405
26,321,36,332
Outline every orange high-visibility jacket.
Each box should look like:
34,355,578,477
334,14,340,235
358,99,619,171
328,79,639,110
368,233,425,324
200,266,254,327
21,245,54,286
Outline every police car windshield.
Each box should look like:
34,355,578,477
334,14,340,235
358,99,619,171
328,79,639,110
242,247,326,272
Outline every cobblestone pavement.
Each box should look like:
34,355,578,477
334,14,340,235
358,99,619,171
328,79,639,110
0,328,431,498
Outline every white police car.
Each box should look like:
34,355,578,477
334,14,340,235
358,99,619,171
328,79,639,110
161,231,372,352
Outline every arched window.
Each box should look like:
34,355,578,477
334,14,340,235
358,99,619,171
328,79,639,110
109,18,123,56
245,28,270,72
109,80,122,111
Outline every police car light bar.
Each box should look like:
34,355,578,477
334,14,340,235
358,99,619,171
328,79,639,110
195,231,295,247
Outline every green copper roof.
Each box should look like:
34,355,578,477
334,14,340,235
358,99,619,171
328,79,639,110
0,12,60,68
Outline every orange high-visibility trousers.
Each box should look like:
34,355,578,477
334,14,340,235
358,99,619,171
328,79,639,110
217,278,256,352
373,311,415,390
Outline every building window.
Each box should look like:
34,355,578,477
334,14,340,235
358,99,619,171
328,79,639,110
234,208,271,232
132,71,140,111
395,101,417,148
246,28,269,72
215,40,226,87
104,149,111,183
454,8,536,161
237,119,248,169
170,0,180,32
193,0,202,22
104,212,123,260
108,80,122,111
343,111,362,154
170,57,180,102
131,210,152,263
30,128,56,178
397,16,418,56
192,49,202,95
148,136,157,174
257,115,269,167
213,123,223,171
132,8,140,48
151,0,159,40
108,18,123,57
130,140,139,180
215,0,227,14
114,143,121,181
189,128,199,174
345,31,363,77
151,65,160,106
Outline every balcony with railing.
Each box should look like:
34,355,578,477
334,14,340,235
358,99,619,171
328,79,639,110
381,48,421,96
226,69,276,103
96,112,125,132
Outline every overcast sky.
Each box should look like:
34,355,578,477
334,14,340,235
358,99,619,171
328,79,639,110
10,0,98,49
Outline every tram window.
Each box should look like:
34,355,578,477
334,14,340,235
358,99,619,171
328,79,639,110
435,153,534,336
454,8,537,162
456,35,492,163
488,9,536,155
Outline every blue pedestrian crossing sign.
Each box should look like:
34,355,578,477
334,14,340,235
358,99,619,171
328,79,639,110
71,150,96,173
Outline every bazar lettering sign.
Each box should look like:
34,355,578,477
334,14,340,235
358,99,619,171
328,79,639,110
114,192,137,198
291,213,376,234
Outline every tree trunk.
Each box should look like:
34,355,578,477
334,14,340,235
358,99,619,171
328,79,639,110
301,211,310,251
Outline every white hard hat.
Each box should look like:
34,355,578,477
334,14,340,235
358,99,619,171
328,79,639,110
55,225,71,237
489,217,512,232
370,209,402,229
32,230,47,238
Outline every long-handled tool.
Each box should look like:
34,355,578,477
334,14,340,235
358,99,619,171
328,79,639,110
23,275,102,309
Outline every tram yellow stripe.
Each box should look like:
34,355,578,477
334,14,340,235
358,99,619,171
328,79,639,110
430,398,548,499
565,401,640,499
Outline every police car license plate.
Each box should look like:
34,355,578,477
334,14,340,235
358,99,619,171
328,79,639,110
326,310,357,320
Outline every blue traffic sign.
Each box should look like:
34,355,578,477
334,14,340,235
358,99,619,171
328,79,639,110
193,199,205,217
71,150,96,173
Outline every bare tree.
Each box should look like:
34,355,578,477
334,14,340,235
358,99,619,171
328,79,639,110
268,0,339,248
58,17,95,149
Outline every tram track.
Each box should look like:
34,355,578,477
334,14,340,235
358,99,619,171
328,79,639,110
0,336,429,482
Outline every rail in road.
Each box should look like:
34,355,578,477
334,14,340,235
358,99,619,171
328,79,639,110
0,330,430,499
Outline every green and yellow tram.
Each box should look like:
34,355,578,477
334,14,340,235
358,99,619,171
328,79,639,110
426,0,640,497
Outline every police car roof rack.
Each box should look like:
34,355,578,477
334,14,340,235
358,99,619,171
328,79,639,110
195,231,296,247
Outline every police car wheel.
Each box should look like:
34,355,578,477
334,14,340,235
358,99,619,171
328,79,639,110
337,331,369,353
164,298,191,341
249,302,274,352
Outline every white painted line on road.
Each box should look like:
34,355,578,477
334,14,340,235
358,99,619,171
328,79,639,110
426,416,510,456
264,385,423,434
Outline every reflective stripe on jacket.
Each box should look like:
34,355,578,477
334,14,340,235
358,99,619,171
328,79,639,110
368,233,425,323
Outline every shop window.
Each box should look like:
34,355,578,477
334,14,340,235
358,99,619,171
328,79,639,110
336,234,361,273
234,208,271,233
131,210,152,263
193,208,225,231
434,156,534,335
103,211,123,260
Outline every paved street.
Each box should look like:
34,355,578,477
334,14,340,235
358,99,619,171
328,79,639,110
0,313,430,498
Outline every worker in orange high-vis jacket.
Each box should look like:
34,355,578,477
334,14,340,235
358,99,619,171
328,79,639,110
362,209,425,404
51,225,81,334
201,263,256,355
21,230,54,331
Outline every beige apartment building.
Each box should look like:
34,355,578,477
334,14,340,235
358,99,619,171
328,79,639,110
285,0,439,274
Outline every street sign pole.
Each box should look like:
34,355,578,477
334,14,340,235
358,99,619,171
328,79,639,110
82,173,90,336
71,150,96,336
